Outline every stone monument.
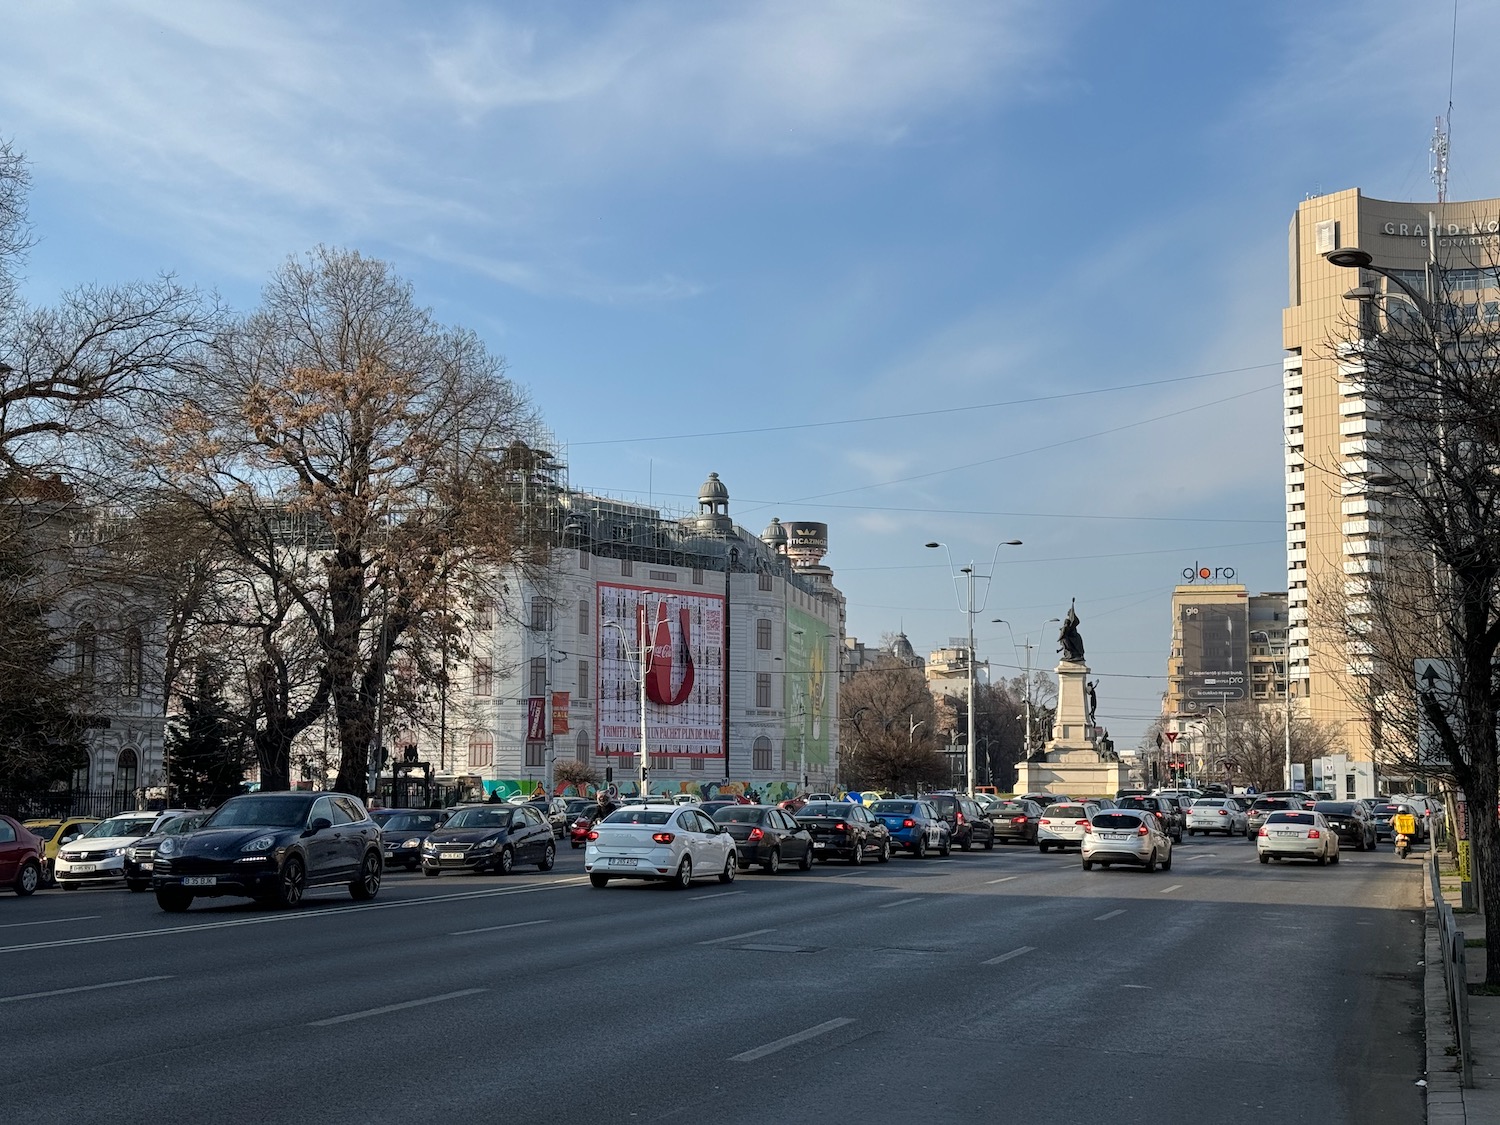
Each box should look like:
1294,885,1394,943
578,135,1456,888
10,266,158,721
1014,600,1129,797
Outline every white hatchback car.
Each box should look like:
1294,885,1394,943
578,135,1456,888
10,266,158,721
585,804,737,889
1258,810,1341,865
1081,808,1174,872
1186,798,1247,837
54,811,184,888
1037,803,1095,852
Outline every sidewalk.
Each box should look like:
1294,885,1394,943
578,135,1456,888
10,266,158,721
1424,850,1500,1123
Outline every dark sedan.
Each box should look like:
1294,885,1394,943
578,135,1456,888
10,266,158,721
1313,801,1378,851
925,792,996,851
794,802,891,864
987,798,1044,845
152,792,382,912
712,805,814,874
124,812,206,891
1115,796,1185,843
421,804,556,876
378,810,446,870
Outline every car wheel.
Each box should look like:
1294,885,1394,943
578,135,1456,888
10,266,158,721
877,838,892,864
1187,829,1196,837
589,874,610,888
15,860,40,896
538,843,556,871
939,836,951,857
913,836,927,859
1316,853,1327,866
798,844,814,871
961,836,972,851
1039,842,1050,853
496,847,516,876
719,853,737,884
275,855,306,908
1356,835,1366,852
350,850,382,900
1082,859,1093,871
1161,849,1173,872
126,879,149,893
763,849,781,875
849,838,864,865
984,834,995,851
156,888,193,912
1330,851,1340,865
1143,850,1158,873
672,857,693,889
41,861,56,888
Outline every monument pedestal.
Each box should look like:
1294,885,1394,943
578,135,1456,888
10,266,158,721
1013,660,1128,798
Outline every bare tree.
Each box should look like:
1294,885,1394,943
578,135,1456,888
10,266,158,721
1220,700,1342,794
839,656,947,792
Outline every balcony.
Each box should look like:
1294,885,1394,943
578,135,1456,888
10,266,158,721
1340,438,1381,457
1342,519,1382,537
1286,471,1305,487
1343,558,1382,574
1286,547,1307,564
1340,417,1382,436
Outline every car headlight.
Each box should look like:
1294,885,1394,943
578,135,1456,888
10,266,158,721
157,838,175,855
241,835,277,853
401,838,420,848
422,840,439,850
109,846,129,858
476,835,501,849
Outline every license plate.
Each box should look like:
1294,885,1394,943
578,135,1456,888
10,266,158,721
183,876,217,886
814,842,827,850
1275,830,1297,837
384,851,396,859
1101,833,1129,841
440,852,465,860
140,862,153,871
72,864,97,873
608,858,638,867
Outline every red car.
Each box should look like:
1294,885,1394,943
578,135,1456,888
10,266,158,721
0,814,43,896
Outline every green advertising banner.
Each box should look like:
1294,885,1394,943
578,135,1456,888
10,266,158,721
785,606,831,770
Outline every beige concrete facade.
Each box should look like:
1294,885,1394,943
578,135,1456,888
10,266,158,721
1282,189,1500,761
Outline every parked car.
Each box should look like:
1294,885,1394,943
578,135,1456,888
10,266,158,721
153,792,383,911
585,804,737,888
1186,798,1247,837
1246,797,1307,839
22,816,98,887
1038,803,1095,852
376,809,446,870
924,792,995,851
1081,808,1173,873
421,803,556,876
124,812,207,891
1257,810,1340,865
868,799,950,857
0,815,42,896
55,811,191,890
794,801,893,864
1312,801,1378,851
712,805,814,873
986,798,1043,845
1115,795,1184,842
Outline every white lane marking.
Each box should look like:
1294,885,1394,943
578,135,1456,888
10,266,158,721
1182,853,1218,861
985,876,1019,885
694,891,744,901
449,919,551,937
0,878,590,955
730,1017,854,1063
1121,984,1151,990
310,988,486,1027
878,897,922,909
1094,909,1126,921
981,945,1035,966
0,915,100,930
1205,869,1224,876
1160,884,1183,894
0,974,172,1004
698,928,775,946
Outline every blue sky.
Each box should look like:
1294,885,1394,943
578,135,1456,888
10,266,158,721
5,0,1498,749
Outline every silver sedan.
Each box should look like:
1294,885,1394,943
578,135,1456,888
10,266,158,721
1186,798,1247,837
1257,810,1340,865
585,804,738,889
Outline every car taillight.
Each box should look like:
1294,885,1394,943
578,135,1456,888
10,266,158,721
1040,818,1052,825
1074,820,1089,826
1257,827,1267,837
747,827,764,841
902,818,915,828
1136,825,1149,836
1012,816,1027,824
587,830,599,841
1307,829,1320,839
956,811,965,824
652,832,675,844
1218,810,1228,816
834,822,846,832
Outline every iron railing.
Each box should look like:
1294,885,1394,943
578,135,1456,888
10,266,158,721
1430,847,1474,1087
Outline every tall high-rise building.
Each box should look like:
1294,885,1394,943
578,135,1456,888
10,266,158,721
1282,189,1500,763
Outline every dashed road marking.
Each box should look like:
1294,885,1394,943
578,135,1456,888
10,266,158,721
878,897,922,910
730,1017,854,1062
310,988,486,1027
985,876,1019,885
449,919,551,936
698,928,775,945
1094,909,1126,921
0,915,100,930
0,974,172,1004
981,945,1035,965
1160,884,1183,894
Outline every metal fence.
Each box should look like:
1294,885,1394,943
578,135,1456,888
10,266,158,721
1430,847,1475,1087
0,789,139,821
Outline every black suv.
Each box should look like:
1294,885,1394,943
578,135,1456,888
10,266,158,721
1115,795,1184,842
925,793,995,851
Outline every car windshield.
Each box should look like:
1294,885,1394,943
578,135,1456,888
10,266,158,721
1375,805,1408,815
1314,802,1357,815
713,808,766,824
25,823,60,842
1266,812,1315,824
86,816,158,838
871,801,916,814
383,813,441,832
1092,813,1144,829
798,804,848,817
445,808,510,829
601,810,671,826
204,795,316,829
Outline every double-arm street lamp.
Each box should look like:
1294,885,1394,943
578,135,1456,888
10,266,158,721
601,614,650,801
994,616,1059,759
926,539,1022,795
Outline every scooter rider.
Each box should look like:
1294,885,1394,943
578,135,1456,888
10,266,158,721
1393,808,1417,857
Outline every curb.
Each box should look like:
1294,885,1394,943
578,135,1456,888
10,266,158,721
1424,857,1467,1123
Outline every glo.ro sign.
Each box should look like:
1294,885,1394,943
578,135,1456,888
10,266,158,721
1182,563,1236,583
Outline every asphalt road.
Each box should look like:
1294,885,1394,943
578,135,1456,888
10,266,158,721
3,832,1425,1124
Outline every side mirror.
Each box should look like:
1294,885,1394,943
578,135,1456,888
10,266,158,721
305,817,332,835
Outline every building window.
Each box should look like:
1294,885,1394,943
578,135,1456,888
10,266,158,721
651,755,672,770
578,598,590,636
468,736,493,768
575,730,590,763
473,659,493,696
577,659,590,699
692,568,704,585
530,599,552,632
689,757,705,772
756,673,772,708
74,622,97,683
752,736,773,771
758,572,773,592
756,618,772,650
474,601,493,630
525,743,545,767
618,753,635,772
122,626,143,698
579,549,590,570
529,656,548,697
115,748,138,794
72,757,90,792
621,559,633,577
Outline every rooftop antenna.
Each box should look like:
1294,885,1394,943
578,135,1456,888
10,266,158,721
1431,0,1458,203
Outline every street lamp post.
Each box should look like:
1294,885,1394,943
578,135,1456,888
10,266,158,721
1250,629,1292,790
926,539,1022,795
995,617,1059,759
601,609,651,801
